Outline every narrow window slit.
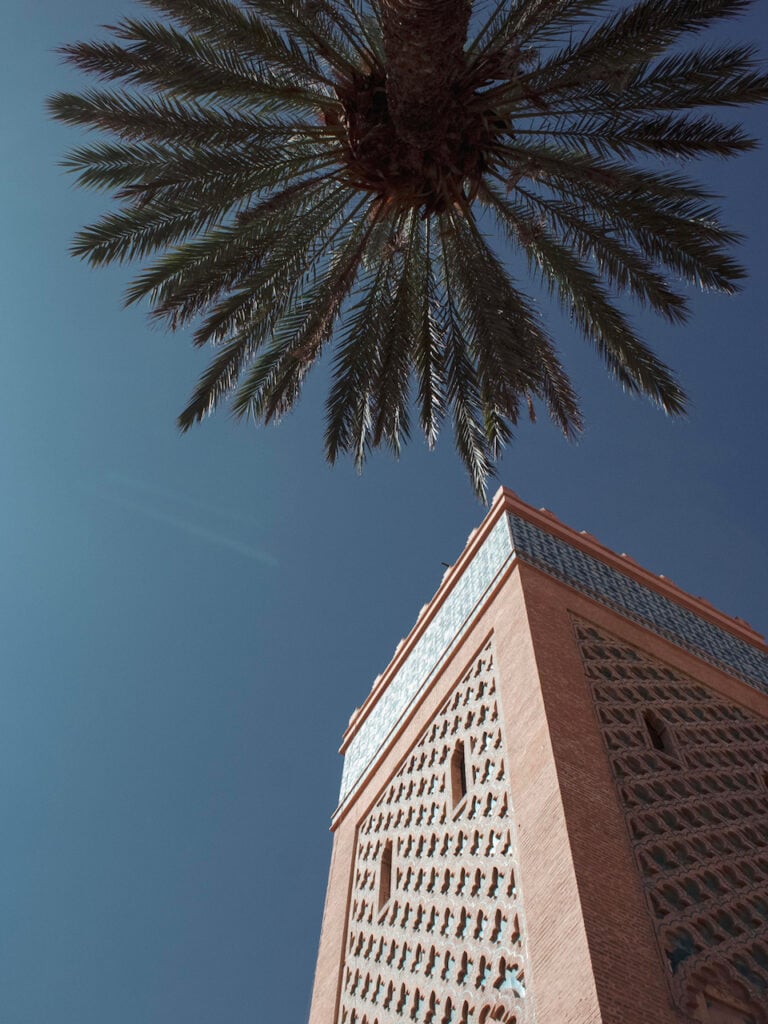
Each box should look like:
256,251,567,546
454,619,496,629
378,839,393,911
643,710,679,762
450,740,468,810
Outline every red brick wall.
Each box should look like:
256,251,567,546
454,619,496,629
519,563,768,1023
309,557,768,1024
310,564,602,1023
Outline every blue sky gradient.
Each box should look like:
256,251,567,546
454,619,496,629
1,2,767,1021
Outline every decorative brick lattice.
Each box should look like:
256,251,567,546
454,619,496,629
337,641,531,1024
339,517,513,806
341,509,768,811
574,619,768,1020
508,513,768,695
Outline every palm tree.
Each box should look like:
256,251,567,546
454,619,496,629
49,0,767,499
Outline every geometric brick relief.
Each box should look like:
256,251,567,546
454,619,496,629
339,516,513,806
337,638,532,1024
573,619,768,1023
510,513,768,694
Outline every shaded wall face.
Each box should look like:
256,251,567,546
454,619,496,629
336,638,533,1024
574,617,768,1021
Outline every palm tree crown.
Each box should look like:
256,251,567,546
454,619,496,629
49,0,768,498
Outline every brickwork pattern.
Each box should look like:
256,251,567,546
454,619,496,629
340,505,768,811
339,517,513,805
574,619,768,1021
337,640,531,1024
509,513,768,693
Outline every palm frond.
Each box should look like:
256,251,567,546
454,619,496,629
531,0,753,93
437,251,495,503
370,214,426,452
611,44,768,110
63,138,333,204
412,219,446,450
242,0,361,74
231,200,383,423
445,208,582,438
186,184,355,341
324,214,406,465
483,182,686,412
509,185,689,323
471,0,610,55
498,144,746,292
125,176,345,318
513,111,756,160
177,187,363,427
138,0,331,82
177,330,264,429
48,85,332,143
60,16,323,102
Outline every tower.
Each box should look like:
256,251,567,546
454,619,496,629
309,489,768,1024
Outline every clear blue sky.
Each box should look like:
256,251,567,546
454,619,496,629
1,3,766,1022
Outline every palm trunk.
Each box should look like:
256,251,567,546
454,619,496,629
379,0,472,151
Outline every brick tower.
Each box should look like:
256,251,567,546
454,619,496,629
308,489,768,1024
